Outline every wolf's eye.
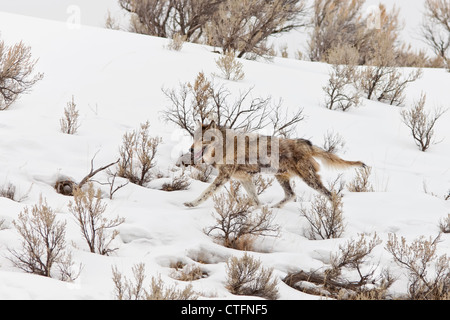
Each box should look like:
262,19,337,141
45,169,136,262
189,148,194,153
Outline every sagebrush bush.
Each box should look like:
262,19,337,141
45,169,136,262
190,163,213,183
0,181,31,202
9,197,77,280
170,261,207,281
214,50,245,81
323,45,361,112
205,0,308,59
386,233,450,300
119,0,307,59
166,33,187,51
421,0,450,68
161,170,191,192
0,39,44,110
226,253,279,300
355,34,423,106
205,183,279,251
112,263,198,300
300,193,345,240
284,233,394,299
439,214,450,233
162,72,303,137
0,182,16,201
117,121,162,186
322,130,346,154
309,0,427,69
60,95,80,135
68,183,125,255
347,167,374,192
400,93,448,152
358,64,423,107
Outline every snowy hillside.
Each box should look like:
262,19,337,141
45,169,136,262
0,8,449,301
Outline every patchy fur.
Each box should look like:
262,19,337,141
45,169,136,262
182,122,366,208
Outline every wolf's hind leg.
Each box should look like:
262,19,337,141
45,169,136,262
296,162,332,200
272,174,295,208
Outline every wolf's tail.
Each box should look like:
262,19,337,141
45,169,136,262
311,145,366,169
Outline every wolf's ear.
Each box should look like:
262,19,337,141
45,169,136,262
209,121,218,129
195,119,202,128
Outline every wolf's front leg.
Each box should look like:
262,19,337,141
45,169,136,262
184,172,231,207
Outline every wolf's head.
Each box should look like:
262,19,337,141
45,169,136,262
188,121,223,165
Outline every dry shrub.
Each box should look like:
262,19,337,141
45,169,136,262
253,175,274,196
0,181,31,202
308,0,367,63
421,0,450,69
308,1,403,65
358,65,423,107
439,214,450,233
9,197,78,281
146,276,198,300
102,173,129,200
112,263,147,300
400,93,448,152
347,166,374,192
161,170,191,192
162,72,303,137
119,0,307,59
270,99,305,138
300,193,345,240
355,32,423,106
214,51,245,81
279,44,289,58
0,39,44,110
395,44,431,68
60,95,80,135
0,182,16,201
166,33,187,51
226,253,279,300
117,121,162,186
170,261,207,281
68,183,125,255
190,163,213,183
310,0,431,69
386,233,450,300
205,183,279,251
327,233,383,285
323,45,361,111
322,130,346,154
284,233,394,299
119,0,222,41
105,10,121,30
295,50,304,61
205,0,308,59
112,263,198,300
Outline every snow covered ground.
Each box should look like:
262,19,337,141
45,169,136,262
0,3,449,300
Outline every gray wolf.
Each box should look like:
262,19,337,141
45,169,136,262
179,121,366,208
